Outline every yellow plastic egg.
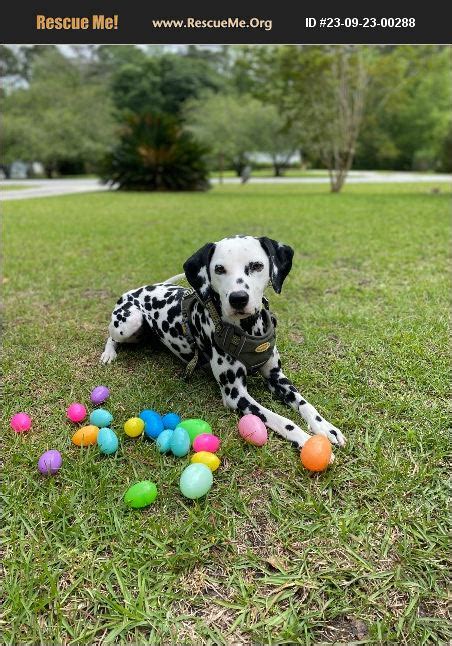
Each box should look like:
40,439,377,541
124,417,145,438
72,425,99,446
190,451,220,472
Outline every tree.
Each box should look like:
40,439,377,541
110,53,223,118
2,49,115,176
354,46,451,170
100,113,210,191
252,104,300,176
186,93,267,179
237,45,368,192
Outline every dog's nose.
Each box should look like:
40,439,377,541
229,290,249,309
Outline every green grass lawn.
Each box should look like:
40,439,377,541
0,184,36,191
2,183,450,645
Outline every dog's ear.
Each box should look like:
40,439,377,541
183,242,216,299
259,237,294,293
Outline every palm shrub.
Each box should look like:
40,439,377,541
100,113,210,191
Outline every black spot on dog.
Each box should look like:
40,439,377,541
300,399,306,405
286,424,294,430
244,264,250,276
131,288,143,298
219,373,228,386
167,305,179,323
162,321,170,333
217,357,223,365
230,387,239,400
152,298,167,309
113,321,119,328
224,386,230,395
154,311,159,320
226,369,236,384
236,278,244,284
315,415,322,422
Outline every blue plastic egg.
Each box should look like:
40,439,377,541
161,412,181,430
170,427,190,457
97,427,118,454
156,428,173,453
139,409,164,439
90,408,113,428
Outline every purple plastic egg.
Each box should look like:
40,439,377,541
38,450,62,475
193,433,220,453
91,385,110,405
238,415,268,446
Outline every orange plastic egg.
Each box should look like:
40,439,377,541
300,435,332,472
72,425,99,446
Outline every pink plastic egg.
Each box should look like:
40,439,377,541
10,412,32,433
193,433,220,453
238,415,268,446
66,402,87,423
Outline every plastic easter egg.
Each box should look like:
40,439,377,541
124,481,158,508
179,463,213,499
90,408,113,428
190,451,220,472
161,412,181,430
90,385,110,405
97,427,118,454
38,449,62,475
170,427,191,457
238,414,268,446
193,433,220,453
10,412,32,433
66,403,87,423
178,418,212,443
300,435,332,472
72,425,99,446
124,417,144,438
156,429,173,453
139,410,164,439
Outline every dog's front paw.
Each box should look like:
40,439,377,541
100,348,117,364
309,421,346,447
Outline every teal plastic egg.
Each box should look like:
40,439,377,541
90,408,113,428
97,427,118,454
179,463,213,499
170,427,190,457
124,481,158,508
156,428,173,453
178,418,212,443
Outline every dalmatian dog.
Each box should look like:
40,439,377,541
100,236,345,449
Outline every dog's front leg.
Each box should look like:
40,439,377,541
260,348,346,447
210,349,311,448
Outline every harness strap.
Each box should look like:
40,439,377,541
181,288,276,379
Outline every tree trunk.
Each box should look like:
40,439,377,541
218,152,224,184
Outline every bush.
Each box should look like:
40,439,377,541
100,113,210,191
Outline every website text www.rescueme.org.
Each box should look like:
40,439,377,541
152,17,273,31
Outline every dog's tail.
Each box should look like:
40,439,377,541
163,272,186,285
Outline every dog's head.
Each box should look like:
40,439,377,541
183,236,294,320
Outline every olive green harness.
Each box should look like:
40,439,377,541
181,289,276,379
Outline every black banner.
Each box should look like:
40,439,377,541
1,0,451,44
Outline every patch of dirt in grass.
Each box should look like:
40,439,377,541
319,616,369,643
172,599,252,646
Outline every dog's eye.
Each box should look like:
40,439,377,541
250,262,264,272
215,265,226,275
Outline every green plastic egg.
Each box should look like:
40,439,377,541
179,463,213,499
124,481,158,508
178,418,212,443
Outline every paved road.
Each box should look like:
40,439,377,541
1,171,451,201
